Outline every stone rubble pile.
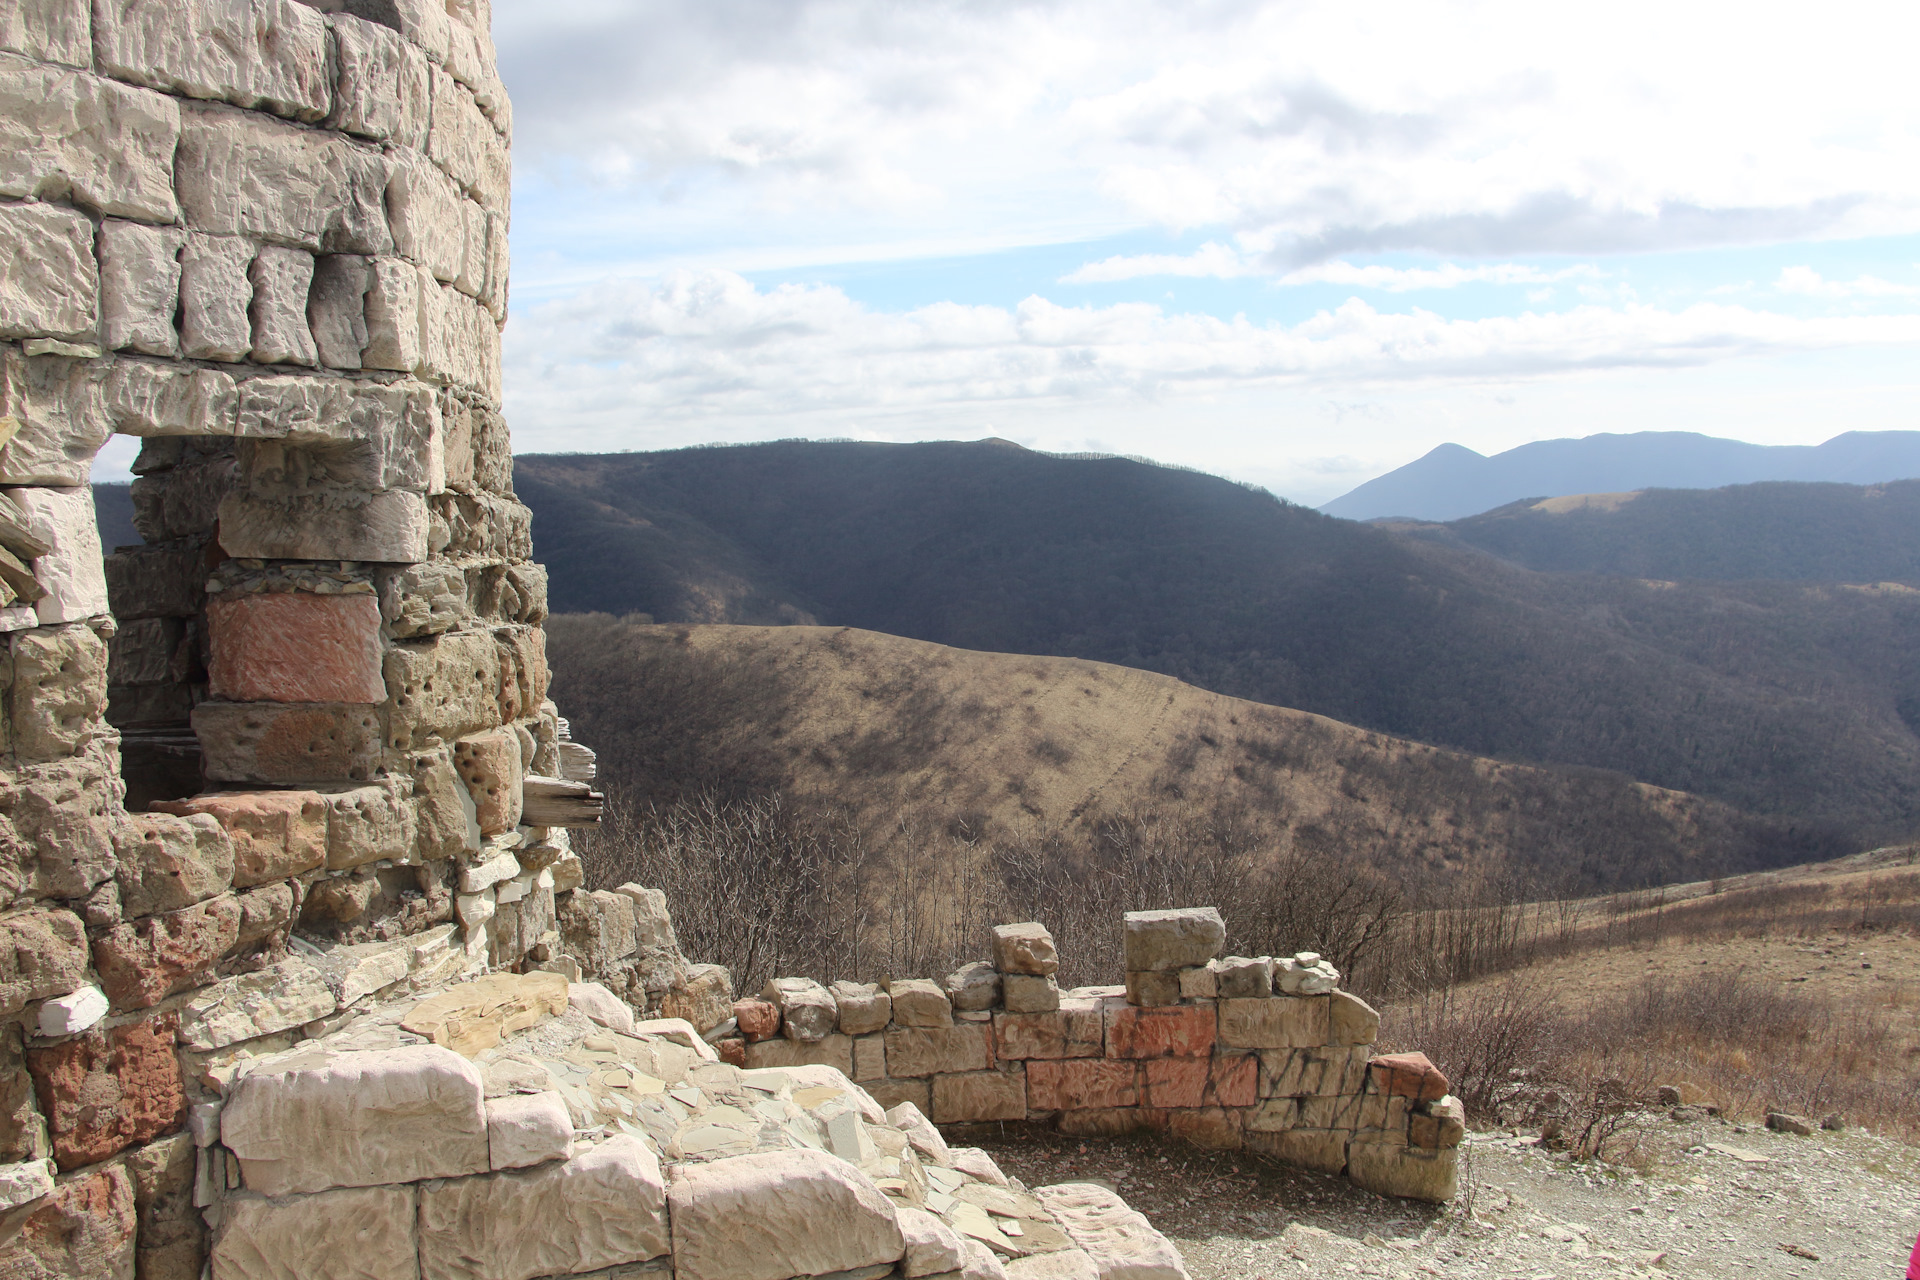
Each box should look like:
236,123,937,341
713,912,1462,1205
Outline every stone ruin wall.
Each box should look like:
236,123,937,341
0,3,1459,1277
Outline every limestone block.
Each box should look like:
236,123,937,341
358,255,424,376
1367,1051,1450,1102
569,981,634,1033
0,204,91,346
485,1089,572,1170
851,1033,885,1082
428,67,509,210
176,102,390,254
193,701,384,786
1326,990,1380,1045
418,1135,666,1280
218,482,429,561
1006,1251,1100,1280
331,0,450,65
222,1042,488,1195
0,1163,136,1280
483,208,509,321
105,360,239,437
661,963,735,1033
324,780,415,870
945,961,1000,1013
231,376,440,473
11,751,118,898
0,354,112,486
327,12,429,146
106,614,184,687
400,972,567,1056
92,894,242,1009
377,562,467,636
1034,1183,1189,1280
0,1157,53,1212
888,978,953,1028
1258,1045,1368,1098
832,980,893,1036
94,0,330,121
408,748,481,859
384,630,501,753
207,591,384,705
1216,996,1327,1050
557,889,637,976
0,490,93,622
98,219,183,356
742,1034,853,1075
153,789,327,887
388,151,469,283
10,622,107,761
1105,1004,1215,1059
765,977,836,1043
1212,956,1273,999
114,811,234,917
989,922,1057,975
212,1184,417,1280
1001,975,1059,1014
0,0,89,65
1344,1142,1457,1202
246,246,317,366
0,56,180,222
307,254,370,369
1123,971,1180,1009
1178,966,1217,1000
24,1015,184,1170
883,1025,993,1078
179,233,253,361
614,881,681,952
1122,908,1224,972
1243,1126,1347,1175
993,999,1103,1061
1024,1060,1140,1112
0,909,86,1016
668,1147,905,1280
459,846,519,894
453,725,522,835
932,1070,1026,1123
418,275,500,397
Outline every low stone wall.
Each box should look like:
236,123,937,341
721,910,1462,1203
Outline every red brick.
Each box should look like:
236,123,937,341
92,896,242,1010
1106,1003,1216,1059
0,1164,135,1277
1026,1059,1141,1111
1143,1058,1208,1109
1209,1052,1259,1107
152,790,328,887
26,1017,186,1171
733,999,780,1041
1369,1051,1450,1102
207,592,385,703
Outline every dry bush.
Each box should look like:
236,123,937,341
1384,977,1561,1120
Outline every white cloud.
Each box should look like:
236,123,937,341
497,0,1920,263
1065,247,1600,289
1775,266,1920,298
505,271,1920,441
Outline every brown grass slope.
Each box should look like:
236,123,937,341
548,615,1828,893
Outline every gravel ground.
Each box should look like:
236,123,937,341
972,1118,1920,1279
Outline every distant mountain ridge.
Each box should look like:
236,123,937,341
1321,431,1920,521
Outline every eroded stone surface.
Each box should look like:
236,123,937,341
669,1148,905,1280
153,790,327,887
25,1015,185,1171
1122,909,1224,973
0,1162,136,1280
211,1184,418,1280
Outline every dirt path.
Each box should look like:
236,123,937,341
976,1117,1920,1279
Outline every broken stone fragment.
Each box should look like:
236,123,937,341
1329,989,1379,1045
567,981,634,1033
1212,956,1274,999
35,984,106,1037
888,978,954,1028
1367,1051,1450,1102
176,957,337,1052
733,998,780,1041
661,963,735,1033
899,1204,969,1278
831,980,893,1036
1275,953,1340,995
484,1089,572,1170
452,725,522,835
945,961,1001,1013
1034,1182,1189,1280
1122,908,1225,973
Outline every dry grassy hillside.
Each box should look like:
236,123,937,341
548,616,1826,895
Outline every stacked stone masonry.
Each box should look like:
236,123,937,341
0,2,1456,1276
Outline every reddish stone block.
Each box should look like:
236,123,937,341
0,1164,136,1277
1026,1059,1141,1111
26,1017,186,1171
994,1000,1103,1060
717,1038,746,1068
1106,1003,1216,1059
153,790,328,887
1143,1058,1208,1109
207,592,385,703
92,896,242,1010
1210,1052,1259,1107
733,999,781,1042
1369,1051,1450,1102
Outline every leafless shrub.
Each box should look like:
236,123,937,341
1385,977,1561,1121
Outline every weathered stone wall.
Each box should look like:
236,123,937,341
724,912,1464,1205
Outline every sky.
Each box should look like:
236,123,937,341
99,0,1920,503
